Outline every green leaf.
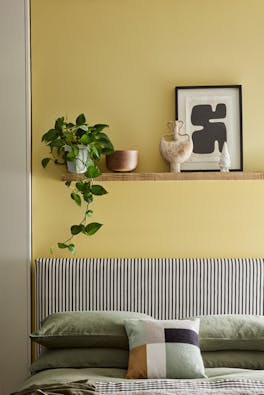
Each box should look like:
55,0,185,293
68,244,76,253
80,224,86,232
73,145,79,156
78,124,89,132
76,113,86,125
100,141,114,155
75,181,85,192
57,242,75,253
83,192,93,204
66,151,76,161
41,158,50,168
85,165,101,178
86,158,94,168
89,145,100,160
82,181,91,192
83,180,91,192
49,139,65,148
92,124,109,132
57,242,68,249
63,131,74,142
71,192,81,206
71,225,82,235
65,181,71,187
79,134,89,145
86,209,93,217
65,145,79,161
94,132,111,141
85,222,103,236
41,129,58,142
55,116,64,131
91,184,108,196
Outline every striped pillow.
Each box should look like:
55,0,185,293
124,318,206,379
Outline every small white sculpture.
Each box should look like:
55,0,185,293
219,142,231,172
160,120,193,172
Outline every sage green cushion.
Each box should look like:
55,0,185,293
31,311,151,349
31,348,129,373
202,350,264,369
199,315,264,351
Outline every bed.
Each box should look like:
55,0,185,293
12,258,264,395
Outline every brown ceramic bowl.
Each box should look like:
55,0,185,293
106,150,139,172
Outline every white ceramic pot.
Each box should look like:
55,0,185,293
64,144,89,174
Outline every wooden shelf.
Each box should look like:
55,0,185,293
62,171,264,182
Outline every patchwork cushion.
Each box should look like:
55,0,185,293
124,318,206,379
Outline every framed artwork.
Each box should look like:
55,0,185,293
175,85,243,171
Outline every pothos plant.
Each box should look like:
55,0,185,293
41,113,114,254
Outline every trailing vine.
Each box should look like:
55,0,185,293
41,113,114,253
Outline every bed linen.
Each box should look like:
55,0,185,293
13,367,264,395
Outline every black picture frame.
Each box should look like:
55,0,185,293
175,85,243,171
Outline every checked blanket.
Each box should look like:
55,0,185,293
96,378,264,395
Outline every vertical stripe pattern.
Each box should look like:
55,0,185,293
34,258,264,334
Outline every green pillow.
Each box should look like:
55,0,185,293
31,348,129,373
31,311,151,349
199,315,264,351
124,318,206,379
202,350,264,370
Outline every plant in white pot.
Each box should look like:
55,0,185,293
41,113,114,253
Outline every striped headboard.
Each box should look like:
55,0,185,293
34,257,264,332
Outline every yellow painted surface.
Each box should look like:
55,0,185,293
31,0,264,258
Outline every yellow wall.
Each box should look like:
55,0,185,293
31,0,264,259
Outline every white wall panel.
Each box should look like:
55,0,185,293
0,1,31,394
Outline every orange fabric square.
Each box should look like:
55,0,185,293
126,344,147,379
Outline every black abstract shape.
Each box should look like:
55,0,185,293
191,103,227,153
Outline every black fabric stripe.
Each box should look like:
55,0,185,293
164,328,199,346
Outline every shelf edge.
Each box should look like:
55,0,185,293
61,172,264,182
